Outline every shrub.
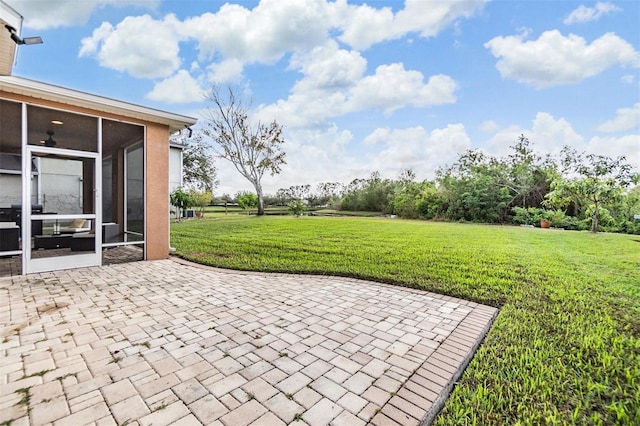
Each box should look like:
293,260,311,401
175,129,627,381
288,199,306,217
511,207,547,226
546,209,569,228
170,187,195,220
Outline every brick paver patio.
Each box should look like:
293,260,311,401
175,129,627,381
0,258,497,425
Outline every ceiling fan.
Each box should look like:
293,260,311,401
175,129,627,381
44,130,57,147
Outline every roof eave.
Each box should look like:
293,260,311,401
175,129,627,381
0,75,197,132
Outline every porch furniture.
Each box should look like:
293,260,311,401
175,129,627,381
8,205,45,235
70,223,118,250
0,207,13,222
34,234,72,250
70,233,94,251
0,222,20,251
60,219,92,234
102,222,119,243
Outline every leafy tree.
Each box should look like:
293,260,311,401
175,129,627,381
436,136,558,223
316,182,343,207
362,172,395,212
175,133,219,192
287,185,312,202
414,181,446,220
437,150,512,222
288,199,306,217
340,178,366,211
504,134,556,209
169,187,194,221
203,85,286,215
341,172,395,213
237,191,258,214
275,188,292,206
545,150,638,232
190,189,213,216
389,169,422,218
614,185,640,234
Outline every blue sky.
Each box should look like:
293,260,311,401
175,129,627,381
6,0,639,195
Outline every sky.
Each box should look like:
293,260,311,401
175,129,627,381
5,0,640,195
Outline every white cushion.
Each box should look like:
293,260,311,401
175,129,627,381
72,232,94,239
60,219,92,233
68,219,86,228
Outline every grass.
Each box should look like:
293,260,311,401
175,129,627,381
200,205,381,217
171,215,640,424
202,205,290,215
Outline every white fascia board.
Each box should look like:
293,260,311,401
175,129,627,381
0,75,197,132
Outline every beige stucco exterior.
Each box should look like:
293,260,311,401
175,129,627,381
145,122,170,260
0,78,196,269
1,3,195,273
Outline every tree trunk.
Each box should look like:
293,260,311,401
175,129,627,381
591,200,599,233
256,185,265,216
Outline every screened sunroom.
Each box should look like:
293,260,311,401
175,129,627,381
0,77,195,275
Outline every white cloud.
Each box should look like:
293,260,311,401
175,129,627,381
620,74,635,85
395,0,486,39
184,0,331,66
215,124,357,194
485,30,640,88
485,125,526,157
332,2,394,50
335,0,487,50
289,40,367,89
486,112,584,157
363,128,392,146
587,135,640,166
65,0,479,97
596,103,640,132
252,43,362,127
207,59,245,84
564,2,621,25
258,42,456,129
479,120,499,133
147,70,204,104
484,114,639,171
347,65,457,115
530,112,584,154
364,124,471,179
269,125,357,189
79,14,183,79
6,0,159,30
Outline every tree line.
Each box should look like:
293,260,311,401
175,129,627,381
265,135,639,234
171,86,638,234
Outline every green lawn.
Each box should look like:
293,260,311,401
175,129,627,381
171,215,640,425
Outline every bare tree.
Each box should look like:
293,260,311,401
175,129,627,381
202,85,286,215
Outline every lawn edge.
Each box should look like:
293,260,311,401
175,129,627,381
419,305,499,425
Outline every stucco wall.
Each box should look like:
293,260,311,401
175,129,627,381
145,123,170,260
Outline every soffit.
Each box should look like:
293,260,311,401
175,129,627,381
0,75,197,132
